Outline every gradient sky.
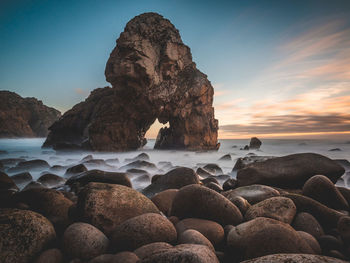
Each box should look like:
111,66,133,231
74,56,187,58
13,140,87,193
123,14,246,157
1,0,350,139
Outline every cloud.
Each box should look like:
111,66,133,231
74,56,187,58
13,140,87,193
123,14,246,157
74,88,89,96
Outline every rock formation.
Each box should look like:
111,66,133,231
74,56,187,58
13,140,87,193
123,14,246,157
0,91,61,138
43,12,219,151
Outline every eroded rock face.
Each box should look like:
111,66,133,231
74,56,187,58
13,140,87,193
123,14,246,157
0,91,60,138
43,12,218,151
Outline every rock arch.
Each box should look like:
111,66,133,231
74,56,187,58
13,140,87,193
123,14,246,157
43,13,219,151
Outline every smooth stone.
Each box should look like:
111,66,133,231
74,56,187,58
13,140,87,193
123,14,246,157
0,208,56,263
34,248,63,263
196,167,214,177
233,156,275,170
178,229,215,251
77,183,159,236
140,244,219,263
297,231,321,254
175,218,224,247
171,184,243,226
63,222,109,261
65,164,88,175
202,164,223,175
111,213,177,251
134,242,173,260
227,217,313,261
237,153,345,188
241,253,348,263
222,184,280,204
222,178,237,191
292,212,324,239
11,159,50,172
227,195,251,215
318,235,344,252
337,216,350,244
125,153,150,162
10,172,32,185
22,181,46,191
302,175,349,210
37,173,66,188
245,196,296,224
142,167,200,198
205,182,223,192
0,171,18,191
201,177,219,185
219,154,231,161
249,137,262,149
113,252,139,263
151,189,178,216
120,160,156,171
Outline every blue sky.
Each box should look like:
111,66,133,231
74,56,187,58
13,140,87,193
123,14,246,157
1,0,350,138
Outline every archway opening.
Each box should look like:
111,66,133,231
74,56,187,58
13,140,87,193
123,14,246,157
145,119,169,139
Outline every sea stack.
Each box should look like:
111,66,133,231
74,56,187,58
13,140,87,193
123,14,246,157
43,12,219,151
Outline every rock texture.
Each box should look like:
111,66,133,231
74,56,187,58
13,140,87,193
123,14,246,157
43,12,218,151
0,91,60,138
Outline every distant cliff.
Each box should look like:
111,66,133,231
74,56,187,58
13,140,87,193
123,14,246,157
0,90,61,137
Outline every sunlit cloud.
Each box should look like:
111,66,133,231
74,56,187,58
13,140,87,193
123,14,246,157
74,88,89,96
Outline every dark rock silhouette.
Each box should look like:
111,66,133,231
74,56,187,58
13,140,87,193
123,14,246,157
0,91,60,138
43,12,219,151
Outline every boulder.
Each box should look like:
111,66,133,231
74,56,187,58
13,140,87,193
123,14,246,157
245,196,296,224
77,183,159,236
43,13,218,151
151,189,178,216
178,229,215,251
11,159,50,172
125,153,150,162
34,248,63,263
134,242,173,260
120,160,156,171
140,244,219,263
66,170,132,188
222,184,280,204
241,254,348,263
22,181,46,191
226,195,251,215
0,90,60,138
222,178,237,191
249,137,262,149
302,175,349,210
65,164,88,175
292,212,324,239
171,184,243,226
297,231,321,254
62,222,109,261
0,208,56,263
318,235,344,252
233,155,275,170
10,172,32,186
237,153,345,188
111,213,177,251
202,164,223,175
37,173,66,188
227,217,313,261
338,216,350,244
175,218,224,247
142,167,200,197
219,154,231,161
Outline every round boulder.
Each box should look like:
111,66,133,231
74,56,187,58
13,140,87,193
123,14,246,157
171,184,243,226
77,183,159,236
134,242,173,260
240,253,348,263
62,222,109,261
37,173,66,188
111,213,177,251
151,189,178,216
245,196,296,224
34,248,63,263
292,212,324,239
337,216,350,244
178,229,215,251
0,208,56,263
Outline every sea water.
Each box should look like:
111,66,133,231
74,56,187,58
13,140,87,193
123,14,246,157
0,138,349,189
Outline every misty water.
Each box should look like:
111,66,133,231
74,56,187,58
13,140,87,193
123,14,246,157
1,138,350,190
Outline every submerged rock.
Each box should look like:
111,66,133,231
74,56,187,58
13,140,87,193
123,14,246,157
249,137,262,149
37,173,66,188
237,153,345,188
0,90,60,138
43,13,219,151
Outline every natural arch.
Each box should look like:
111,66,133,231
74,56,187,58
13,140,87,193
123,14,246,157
43,13,219,151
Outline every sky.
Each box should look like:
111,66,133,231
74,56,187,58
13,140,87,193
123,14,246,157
1,0,350,139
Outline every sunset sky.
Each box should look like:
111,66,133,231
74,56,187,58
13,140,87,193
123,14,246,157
1,0,349,139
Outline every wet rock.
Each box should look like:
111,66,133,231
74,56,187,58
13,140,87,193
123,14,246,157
81,155,93,162
219,154,231,161
120,160,156,171
249,137,262,149
34,248,63,263
325,250,346,260
202,164,223,175
237,153,345,188
175,218,224,247
105,158,119,165
83,159,108,166
142,167,200,197
9,159,50,173
292,212,324,239
0,90,60,138
151,189,178,216
302,175,349,210
134,242,173,260
140,244,219,263
245,196,296,224
37,173,66,188
201,177,219,185
178,229,215,251
283,193,345,230
297,231,321,254
127,168,150,176
222,178,237,191
330,148,342,151
227,217,313,261
196,167,214,178
318,235,343,252
0,208,56,262
50,165,67,173
232,155,275,170
66,170,132,188
205,182,223,192
10,172,32,186
65,164,88,175
22,181,46,191
62,222,109,261
171,184,243,226
0,158,25,168
226,195,251,215
77,183,159,236
241,253,348,263
0,171,18,191
338,216,350,244
125,153,150,162
222,184,280,204
111,213,177,251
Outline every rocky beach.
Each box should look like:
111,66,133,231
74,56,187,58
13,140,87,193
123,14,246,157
1,9,350,263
